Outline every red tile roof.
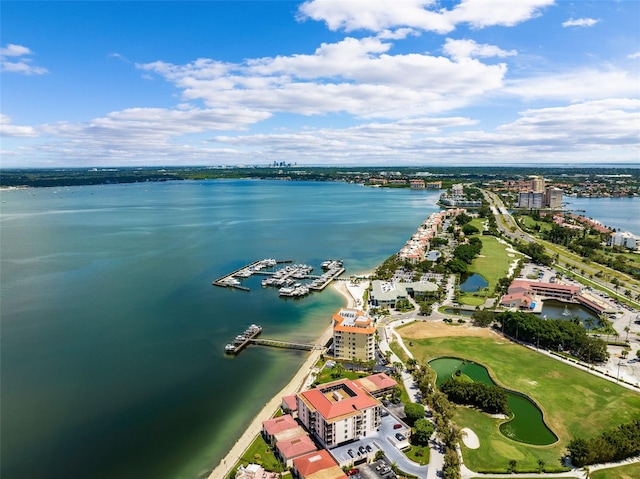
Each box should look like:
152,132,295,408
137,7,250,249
276,434,317,460
293,450,347,479
355,373,397,393
299,378,379,421
262,414,298,436
282,394,298,411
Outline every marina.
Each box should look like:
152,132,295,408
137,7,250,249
212,258,345,297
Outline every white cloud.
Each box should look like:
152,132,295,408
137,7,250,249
0,43,48,75
628,51,640,59
0,114,38,137
443,38,517,61
444,0,555,29
0,44,32,56
505,68,639,101
139,35,508,119
562,17,600,28
298,0,554,33
298,0,454,34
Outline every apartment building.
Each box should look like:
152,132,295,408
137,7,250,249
296,378,381,449
332,309,375,362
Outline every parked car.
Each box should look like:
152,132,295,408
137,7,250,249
395,433,406,441
347,449,355,458
393,423,402,429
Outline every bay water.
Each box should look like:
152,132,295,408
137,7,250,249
0,180,441,479
1,180,637,479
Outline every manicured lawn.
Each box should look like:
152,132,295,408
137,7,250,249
228,434,282,478
458,233,522,306
403,445,430,465
404,335,640,472
315,367,367,384
590,462,640,479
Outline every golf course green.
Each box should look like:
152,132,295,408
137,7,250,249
429,357,557,445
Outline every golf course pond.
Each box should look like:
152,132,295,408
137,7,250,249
429,357,558,446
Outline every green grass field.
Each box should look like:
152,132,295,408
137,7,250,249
404,335,640,472
458,231,522,306
590,462,640,479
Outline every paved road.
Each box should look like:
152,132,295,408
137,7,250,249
482,189,640,306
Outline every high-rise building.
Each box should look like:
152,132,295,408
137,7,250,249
530,176,545,193
544,187,563,209
332,309,376,361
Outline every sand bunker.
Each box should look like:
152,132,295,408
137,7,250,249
461,428,480,449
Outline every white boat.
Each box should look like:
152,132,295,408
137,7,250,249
279,286,295,296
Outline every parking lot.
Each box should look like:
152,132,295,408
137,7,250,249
329,407,428,478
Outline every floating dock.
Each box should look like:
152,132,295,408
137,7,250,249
224,324,263,355
212,258,344,296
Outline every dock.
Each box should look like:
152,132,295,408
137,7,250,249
212,258,344,296
224,324,263,355
224,325,319,356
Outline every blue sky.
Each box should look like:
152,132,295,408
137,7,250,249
1,0,639,168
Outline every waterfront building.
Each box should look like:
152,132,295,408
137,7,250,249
276,434,318,467
517,191,544,208
425,180,442,189
281,394,298,417
369,280,438,308
262,414,306,446
609,231,640,250
296,378,381,449
235,463,278,479
409,179,425,189
332,309,376,362
292,450,347,479
544,187,563,209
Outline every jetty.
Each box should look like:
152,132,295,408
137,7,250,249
224,324,263,355
224,325,318,356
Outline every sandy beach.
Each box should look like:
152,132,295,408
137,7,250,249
207,280,358,479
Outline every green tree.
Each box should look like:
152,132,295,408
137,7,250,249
411,418,435,446
404,402,425,424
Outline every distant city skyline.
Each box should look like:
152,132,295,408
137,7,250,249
1,0,639,168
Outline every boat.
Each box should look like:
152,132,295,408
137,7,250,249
225,344,237,354
279,286,295,296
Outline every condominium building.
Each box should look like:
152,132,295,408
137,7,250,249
332,309,375,362
530,176,545,193
296,378,382,448
544,187,563,208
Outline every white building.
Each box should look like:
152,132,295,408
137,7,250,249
296,378,381,448
609,231,640,250
332,309,375,362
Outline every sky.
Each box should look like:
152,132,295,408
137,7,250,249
1,0,639,168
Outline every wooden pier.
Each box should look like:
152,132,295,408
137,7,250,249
250,338,318,351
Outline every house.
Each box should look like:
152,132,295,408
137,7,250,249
354,372,398,398
296,378,381,448
276,434,318,467
282,394,298,417
332,309,376,361
262,414,305,446
292,450,348,479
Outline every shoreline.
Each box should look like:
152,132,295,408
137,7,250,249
207,280,358,479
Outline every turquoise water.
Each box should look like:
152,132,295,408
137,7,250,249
429,357,557,446
564,196,640,236
0,180,442,479
459,273,488,293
